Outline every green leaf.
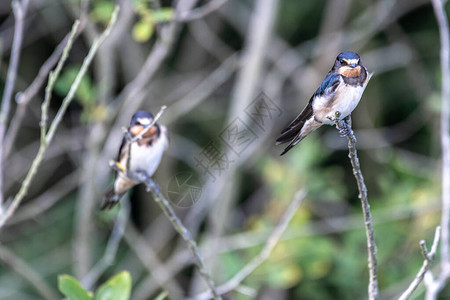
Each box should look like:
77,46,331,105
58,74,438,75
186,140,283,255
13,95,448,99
132,20,154,42
58,275,93,300
152,8,174,22
54,66,96,105
91,1,115,23
95,271,132,300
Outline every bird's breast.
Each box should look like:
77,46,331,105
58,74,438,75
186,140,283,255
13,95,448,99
312,84,367,125
120,131,168,177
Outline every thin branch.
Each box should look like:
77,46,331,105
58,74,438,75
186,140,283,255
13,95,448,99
40,20,80,144
145,180,221,299
4,24,83,157
0,7,120,229
177,0,229,21
124,220,185,300
0,0,29,208
80,199,130,290
331,113,379,300
165,54,239,123
7,170,80,226
398,226,441,300
0,245,59,300
190,190,306,300
432,0,450,271
109,160,221,299
423,0,450,298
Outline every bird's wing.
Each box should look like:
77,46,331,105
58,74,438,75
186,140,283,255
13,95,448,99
276,72,340,154
312,72,341,98
117,135,127,163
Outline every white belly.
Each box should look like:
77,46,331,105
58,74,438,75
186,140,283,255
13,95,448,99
127,130,168,177
329,85,365,120
313,74,371,125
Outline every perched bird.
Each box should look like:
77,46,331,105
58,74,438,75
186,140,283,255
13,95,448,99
102,111,169,209
276,51,371,155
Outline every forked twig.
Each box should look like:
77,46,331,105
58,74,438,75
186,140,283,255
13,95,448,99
398,226,441,300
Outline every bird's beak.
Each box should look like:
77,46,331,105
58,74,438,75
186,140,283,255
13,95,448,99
349,64,357,68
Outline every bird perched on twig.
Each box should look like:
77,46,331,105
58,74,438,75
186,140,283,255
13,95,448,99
276,51,372,155
102,110,169,209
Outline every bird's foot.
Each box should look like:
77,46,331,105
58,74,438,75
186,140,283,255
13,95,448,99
109,160,125,172
338,119,351,137
327,111,351,137
134,169,160,193
144,177,160,194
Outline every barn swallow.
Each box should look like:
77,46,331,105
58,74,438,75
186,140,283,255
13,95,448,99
276,51,372,155
102,111,169,209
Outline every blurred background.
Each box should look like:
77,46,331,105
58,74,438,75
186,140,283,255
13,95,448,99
0,0,448,299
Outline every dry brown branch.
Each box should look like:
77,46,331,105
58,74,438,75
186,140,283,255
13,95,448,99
424,0,450,299
331,113,379,300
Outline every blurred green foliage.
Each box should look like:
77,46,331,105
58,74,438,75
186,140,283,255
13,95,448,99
132,1,173,42
1,0,449,299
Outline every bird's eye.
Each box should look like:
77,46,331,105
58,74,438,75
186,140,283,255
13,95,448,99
339,59,346,65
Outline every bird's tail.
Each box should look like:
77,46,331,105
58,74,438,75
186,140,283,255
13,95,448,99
101,188,123,210
276,133,305,156
276,103,314,155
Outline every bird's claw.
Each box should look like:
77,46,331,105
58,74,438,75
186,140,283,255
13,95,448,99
338,121,350,137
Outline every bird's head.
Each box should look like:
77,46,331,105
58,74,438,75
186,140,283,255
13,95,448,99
129,110,158,137
334,52,363,77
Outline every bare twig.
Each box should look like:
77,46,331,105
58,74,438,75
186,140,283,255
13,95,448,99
194,0,279,293
0,0,29,208
0,7,119,229
124,220,184,300
7,170,80,226
4,24,83,157
190,190,306,300
331,113,379,300
0,245,59,300
177,0,229,21
133,199,442,299
101,14,180,178
423,1,450,298
40,21,80,143
432,0,450,272
74,0,179,278
72,1,128,278
398,226,441,300
109,150,221,299
165,54,238,123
